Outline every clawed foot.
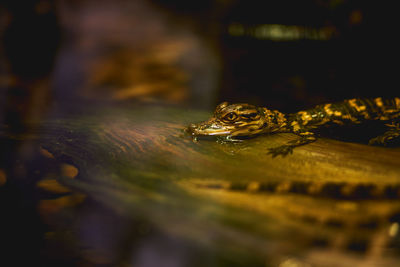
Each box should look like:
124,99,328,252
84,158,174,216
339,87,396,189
267,145,294,157
369,122,400,146
368,136,387,146
369,133,399,146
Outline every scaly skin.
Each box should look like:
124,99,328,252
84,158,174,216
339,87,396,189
186,97,400,157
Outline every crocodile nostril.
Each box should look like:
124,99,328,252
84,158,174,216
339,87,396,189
185,124,198,135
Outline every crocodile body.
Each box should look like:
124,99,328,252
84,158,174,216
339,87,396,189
184,98,400,261
186,97,400,156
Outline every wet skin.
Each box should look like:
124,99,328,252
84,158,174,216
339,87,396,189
186,98,400,157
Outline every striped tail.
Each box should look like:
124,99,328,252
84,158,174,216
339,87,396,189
342,97,400,121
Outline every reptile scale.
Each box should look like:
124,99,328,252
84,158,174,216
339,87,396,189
183,97,400,263
186,97,400,156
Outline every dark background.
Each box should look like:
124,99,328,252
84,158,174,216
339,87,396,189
0,0,398,266
1,0,398,113
154,0,398,112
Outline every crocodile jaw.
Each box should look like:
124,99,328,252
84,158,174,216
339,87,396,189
185,119,235,137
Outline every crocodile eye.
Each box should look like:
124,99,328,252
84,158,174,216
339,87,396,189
223,112,238,122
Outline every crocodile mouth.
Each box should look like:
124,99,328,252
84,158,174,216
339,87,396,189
185,120,234,137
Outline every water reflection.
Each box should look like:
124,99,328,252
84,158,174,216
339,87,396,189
1,0,400,266
27,105,400,266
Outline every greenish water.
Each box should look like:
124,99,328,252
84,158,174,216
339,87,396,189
6,104,400,266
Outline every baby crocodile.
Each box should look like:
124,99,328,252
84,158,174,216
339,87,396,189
186,97,400,157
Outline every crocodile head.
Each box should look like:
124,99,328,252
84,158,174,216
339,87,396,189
186,102,281,137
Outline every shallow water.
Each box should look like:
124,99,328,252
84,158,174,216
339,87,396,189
2,1,400,266
2,103,397,266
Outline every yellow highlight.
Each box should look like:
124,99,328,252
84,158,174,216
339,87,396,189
395,97,400,109
276,181,291,193
374,97,383,107
38,194,86,217
298,111,312,124
39,147,55,159
389,222,399,237
247,181,260,192
324,104,333,115
61,164,79,178
348,99,366,112
36,179,71,194
291,121,300,131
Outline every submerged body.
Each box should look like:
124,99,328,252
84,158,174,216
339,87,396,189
186,97,400,156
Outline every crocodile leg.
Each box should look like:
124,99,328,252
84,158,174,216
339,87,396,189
369,122,400,146
267,131,317,157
